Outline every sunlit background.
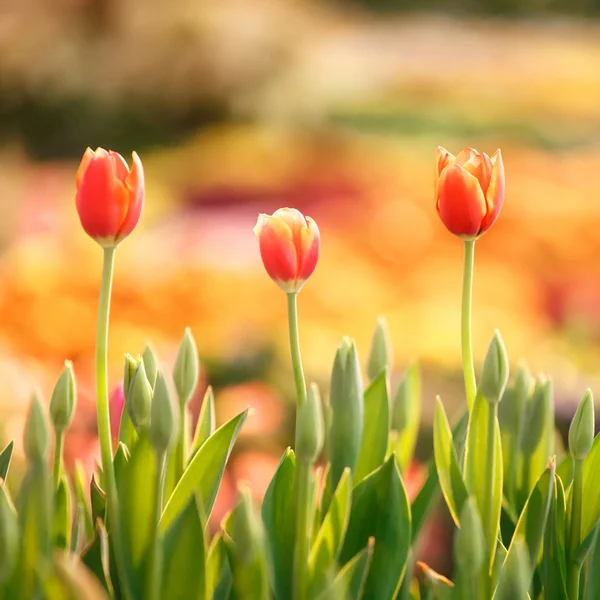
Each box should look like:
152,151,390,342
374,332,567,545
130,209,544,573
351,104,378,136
2,0,600,566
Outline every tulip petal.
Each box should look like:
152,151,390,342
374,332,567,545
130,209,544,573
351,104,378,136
117,151,145,242
297,217,320,284
435,147,455,198
436,163,487,238
76,152,129,242
481,149,505,233
76,148,95,188
256,216,298,290
109,151,130,182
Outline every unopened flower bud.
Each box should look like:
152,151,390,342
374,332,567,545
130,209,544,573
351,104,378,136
569,389,595,462
142,344,159,389
173,328,199,407
367,317,392,381
127,361,152,430
24,393,49,464
478,330,509,404
296,383,324,464
150,371,180,455
49,361,77,434
123,353,140,399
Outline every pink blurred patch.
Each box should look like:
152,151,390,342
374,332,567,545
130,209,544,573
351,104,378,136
110,383,126,438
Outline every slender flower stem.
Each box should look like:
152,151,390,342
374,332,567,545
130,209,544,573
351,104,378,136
174,404,188,482
461,240,477,412
148,453,167,600
53,431,64,489
568,458,584,600
293,459,312,600
483,400,498,588
96,247,132,600
287,293,307,409
287,292,311,600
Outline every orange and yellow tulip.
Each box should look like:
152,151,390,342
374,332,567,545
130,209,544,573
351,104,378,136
435,147,504,239
75,147,144,247
254,208,320,294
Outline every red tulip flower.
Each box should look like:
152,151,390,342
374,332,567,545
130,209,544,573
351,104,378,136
254,208,320,293
435,147,504,239
75,147,144,247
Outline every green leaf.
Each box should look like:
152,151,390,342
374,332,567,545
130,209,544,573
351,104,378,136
493,540,531,600
261,448,296,600
392,364,421,473
73,463,93,546
161,495,207,600
355,369,390,482
81,521,114,598
0,484,18,584
320,539,375,600
118,431,157,585
118,406,138,451
53,475,72,549
584,525,600,600
502,458,554,584
340,455,411,599
46,551,111,600
160,410,248,533
207,533,233,600
113,442,130,495
464,393,503,569
90,476,106,526
580,431,600,541
410,410,468,542
0,442,14,481
308,468,352,598
433,398,468,527
542,476,568,600
367,317,392,382
191,386,216,459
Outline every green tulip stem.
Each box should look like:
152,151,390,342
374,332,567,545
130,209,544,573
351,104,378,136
287,292,311,600
174,404,188,483
52,431,64,489
287,293,307,409
148,453,167,600
483,400,498,572
96,246,132,600
568,458,584,600
462,239,477,412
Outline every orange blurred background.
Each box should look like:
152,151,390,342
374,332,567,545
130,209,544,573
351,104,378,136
2,2,600,546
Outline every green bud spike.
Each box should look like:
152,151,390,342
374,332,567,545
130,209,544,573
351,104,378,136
367,317,392,381
142,344,159,389
230,485,266,564
521,375,552,456
569,389,595,462
126,360,153,431
24,393,49,464
150,371,180,456
454,497,485,576
328,338,364,490
478,329,509,404
296,383,324,464
173,328,199,407
123,353,140,399
49,361,77,434
0,486,17,582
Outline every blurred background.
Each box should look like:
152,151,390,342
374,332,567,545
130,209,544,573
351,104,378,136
2,0,600,571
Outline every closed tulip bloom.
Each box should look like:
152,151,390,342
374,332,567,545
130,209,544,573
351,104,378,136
435,146,504,239
75,147,144,247
254,208,320,293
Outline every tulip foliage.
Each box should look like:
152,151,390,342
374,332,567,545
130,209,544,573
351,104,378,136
0,145,599,600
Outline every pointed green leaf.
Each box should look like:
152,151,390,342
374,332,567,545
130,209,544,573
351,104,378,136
392,364,421,473
320,539,374,600
160,410,248,533
161,495,207,600
53,475,72,549
340,455,411,599
0,442,14,481
261,448,295,600
493,540,531,600
308,468,352,598
433,398,468,527
0,484,18,583
502,458,554,587
191,386,216,459
90,476,106,526
207,533,233,600
580,431,600,541
113,442,130,496
73,463,93,545
119,431,157,585
465,393,503,568
355,369,390,482
542,477,568,600
81,521,114,597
